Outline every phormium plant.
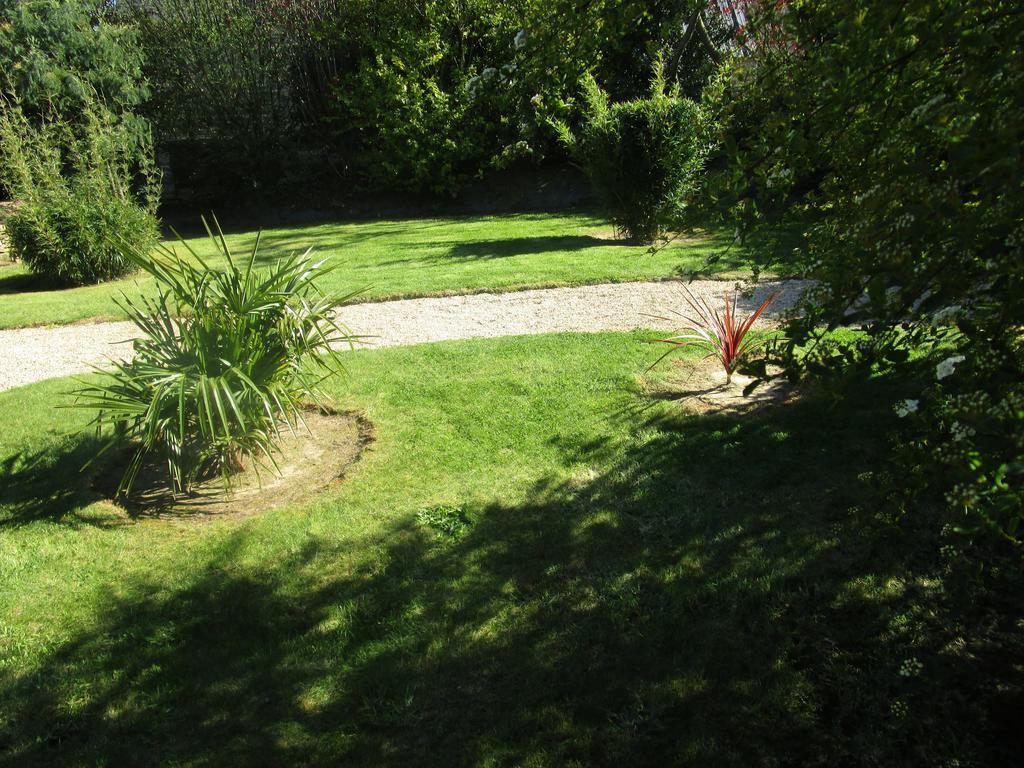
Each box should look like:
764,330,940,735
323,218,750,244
650,283,779,385
75,217,361,496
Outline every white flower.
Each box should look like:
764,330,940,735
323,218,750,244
514,29,528,49
530,93,542,107
949,421,976,441
481,67,497,81
899,657,924,678
895,399,920,418
935,355,965,380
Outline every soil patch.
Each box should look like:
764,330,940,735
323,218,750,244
647,358,796,415
591,229,639,244
96,408,373,520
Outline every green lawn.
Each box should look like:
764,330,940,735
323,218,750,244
0,332,982,766
0,211,745,329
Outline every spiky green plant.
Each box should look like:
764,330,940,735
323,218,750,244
650,283,780,385
75,217,361,496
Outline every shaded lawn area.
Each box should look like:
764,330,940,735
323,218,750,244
0,333,1012,767
0,211,746,329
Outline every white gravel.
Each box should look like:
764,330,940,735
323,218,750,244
0,279,807,392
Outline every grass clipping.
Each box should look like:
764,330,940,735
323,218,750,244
97,409,372,520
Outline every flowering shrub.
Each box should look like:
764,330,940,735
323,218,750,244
896,346,1024,546
696,0,1024,548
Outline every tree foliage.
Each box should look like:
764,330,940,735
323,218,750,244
0,0,148,120
697,0,1024,547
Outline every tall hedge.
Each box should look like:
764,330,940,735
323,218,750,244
556,60,705,242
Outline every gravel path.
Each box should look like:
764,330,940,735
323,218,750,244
0,279,806,392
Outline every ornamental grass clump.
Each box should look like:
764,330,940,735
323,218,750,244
651,283,779,385
75,217,360,496
0,96,160,285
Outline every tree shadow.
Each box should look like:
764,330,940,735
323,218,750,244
0,381,1015,766
0,270,67,295
247,218,454,261
445,235,630,260
0,432,124,529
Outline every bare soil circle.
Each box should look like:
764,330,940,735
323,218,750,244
647,358,796,415
96,408,373,520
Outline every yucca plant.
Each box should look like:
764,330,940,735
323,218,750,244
650,284,780,385
75,217,361,496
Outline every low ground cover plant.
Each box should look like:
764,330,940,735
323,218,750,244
0,96,159,285
74,217,359,495
555,58,706,243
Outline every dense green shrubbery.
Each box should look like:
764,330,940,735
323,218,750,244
0,98,159,284
0,0,148,121
556,60,705,242
124,0,537,197
124,0,297,197
319,0,530,194
76,218,359,495
116,0,722,200
7,186,157,284
696,0,1024,552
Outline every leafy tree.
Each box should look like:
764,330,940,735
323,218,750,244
0,0,148,119
696,0,1024,546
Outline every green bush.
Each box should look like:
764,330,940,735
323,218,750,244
0,0,148,122
75,218,360,496
7,190,156,284
0,97,160,285
697,0,1024,549
321,0,537,195
556,60,705,242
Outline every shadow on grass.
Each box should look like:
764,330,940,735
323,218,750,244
0,433,122,529
0,270,66,295
0,382,1017,766
445,235,629,260
247,218,455,261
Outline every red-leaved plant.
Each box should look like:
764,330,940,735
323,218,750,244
649,283,780,385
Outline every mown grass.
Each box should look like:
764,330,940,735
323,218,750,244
0,211,746,329
0,332,1007,767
